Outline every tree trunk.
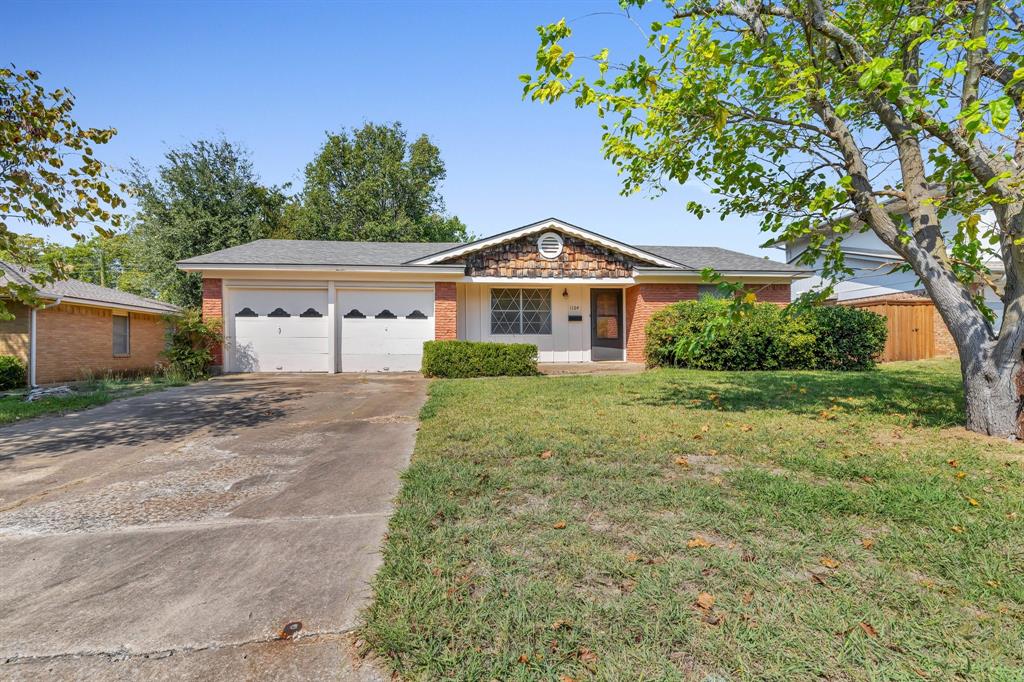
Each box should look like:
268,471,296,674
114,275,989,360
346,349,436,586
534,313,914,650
960,344,1023,439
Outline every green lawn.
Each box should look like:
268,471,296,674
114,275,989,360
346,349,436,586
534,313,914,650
0,374,186,426
362,359,1023,681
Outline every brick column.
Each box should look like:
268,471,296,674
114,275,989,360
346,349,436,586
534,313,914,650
624,283,698,363
434,282,457,340
201,278,224,367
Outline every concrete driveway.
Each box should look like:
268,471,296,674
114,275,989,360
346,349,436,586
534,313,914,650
0,373,426,680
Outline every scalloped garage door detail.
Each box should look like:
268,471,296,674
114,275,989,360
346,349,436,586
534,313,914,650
338,289,434,372
229,289,329,372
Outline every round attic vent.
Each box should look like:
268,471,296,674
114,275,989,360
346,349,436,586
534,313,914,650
537,231,564,259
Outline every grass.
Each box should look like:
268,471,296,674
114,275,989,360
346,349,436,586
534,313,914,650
361,359,1024,681
0,373,188,426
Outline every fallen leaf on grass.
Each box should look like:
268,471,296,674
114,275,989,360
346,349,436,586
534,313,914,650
551,619,572,630
951,525,965,534
552,520,567,529
955,471,967,479
706,448,719,456
861,538,875,550
674,456,690,467
626,552,640,562
947,459,959,468
539,450,553,460
578,648,598,665
687,535,714,549
966,497,980,507
820,556,841,569
702,612,724,625
700,423,710,433
740,424,753,432
694,592,716,610
859,621,878,638
518,654,530,664
620,579,636,593
986,580,1000,588
861,475,875,483
560,676,577,682
692,433,704,440
742,591,753,605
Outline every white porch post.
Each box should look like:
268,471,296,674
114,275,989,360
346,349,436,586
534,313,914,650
327,280,337,373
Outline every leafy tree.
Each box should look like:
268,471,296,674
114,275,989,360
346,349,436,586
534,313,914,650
293,121,469,242
525,0,1024,439
0,67,126,316
128,138,290,308
0,232,136,290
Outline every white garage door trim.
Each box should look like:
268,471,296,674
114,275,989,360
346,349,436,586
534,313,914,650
337,286,434,373
226,287,330,373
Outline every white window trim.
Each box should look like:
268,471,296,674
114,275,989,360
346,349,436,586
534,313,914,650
113,313,131,357
490,287,553,336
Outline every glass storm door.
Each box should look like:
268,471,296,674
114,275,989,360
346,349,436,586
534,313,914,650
590,289,624,361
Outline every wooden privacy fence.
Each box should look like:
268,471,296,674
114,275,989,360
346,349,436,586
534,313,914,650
845,298,936,362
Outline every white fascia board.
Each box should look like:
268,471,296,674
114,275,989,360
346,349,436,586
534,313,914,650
177,263,464,274
407,219,683,268
40,295,179,316
634,269,811,281
465,276,635,285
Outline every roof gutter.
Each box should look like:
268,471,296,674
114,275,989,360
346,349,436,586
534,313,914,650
634,267,812,279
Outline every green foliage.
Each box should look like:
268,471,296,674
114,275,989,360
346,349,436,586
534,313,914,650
162,309,222,381
293,122,469,243
0,67,126,317
422,340,538,378
0,232,139,291
128,139,291,307
803,305,890,371
645,299,886,371
0,355,27,390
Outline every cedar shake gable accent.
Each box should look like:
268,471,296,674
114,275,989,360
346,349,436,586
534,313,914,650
437,231,653,278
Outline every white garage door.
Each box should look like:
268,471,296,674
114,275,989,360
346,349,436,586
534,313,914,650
229,289,329,372
338,289,434,372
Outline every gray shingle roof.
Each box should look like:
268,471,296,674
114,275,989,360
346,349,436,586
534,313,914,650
177,240,463,267
637,246,808,273
0,261,181,314
177,237,806,274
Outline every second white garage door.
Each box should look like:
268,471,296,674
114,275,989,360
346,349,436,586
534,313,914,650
338,289,434,372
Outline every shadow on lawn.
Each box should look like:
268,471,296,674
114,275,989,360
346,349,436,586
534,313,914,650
636,364,965,428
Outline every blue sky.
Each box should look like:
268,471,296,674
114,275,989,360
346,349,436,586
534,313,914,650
9,0,775,257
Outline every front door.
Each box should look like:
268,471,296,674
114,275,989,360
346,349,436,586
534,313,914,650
590,289,624,361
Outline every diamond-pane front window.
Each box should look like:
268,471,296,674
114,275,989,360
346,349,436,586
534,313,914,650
490,288,552,335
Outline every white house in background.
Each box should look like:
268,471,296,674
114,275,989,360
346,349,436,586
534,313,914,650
775,206,1006,334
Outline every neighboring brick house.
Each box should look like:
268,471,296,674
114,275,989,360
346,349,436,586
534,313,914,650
178,218,808,373
1,262,180,386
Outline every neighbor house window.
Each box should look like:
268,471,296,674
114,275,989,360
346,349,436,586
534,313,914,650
698,284,730,299
490,288,552,335
113,314,130,356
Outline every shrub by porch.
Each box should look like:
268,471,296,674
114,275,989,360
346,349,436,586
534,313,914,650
645,299,888,371
422,340,538,378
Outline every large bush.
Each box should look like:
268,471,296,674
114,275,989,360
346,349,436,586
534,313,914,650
422,340,538,378
162,309,223,381
645,299,887,371
0,355,27,390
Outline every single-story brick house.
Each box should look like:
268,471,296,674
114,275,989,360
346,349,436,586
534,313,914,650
0,262,180,386
177,218,809,373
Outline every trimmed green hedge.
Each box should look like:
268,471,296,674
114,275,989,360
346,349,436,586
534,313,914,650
645,299,887,371
0,355,27,390
422,340,539,378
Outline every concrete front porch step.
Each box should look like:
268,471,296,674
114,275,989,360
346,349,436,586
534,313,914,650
538,362,645,376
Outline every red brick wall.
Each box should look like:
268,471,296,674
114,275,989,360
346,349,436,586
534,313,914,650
751,283,791,305
0,301,31,366
624,284,699,363
202,278,224,366
34,304,168,384
434,282,457,340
